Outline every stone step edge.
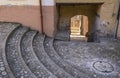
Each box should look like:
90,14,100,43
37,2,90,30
18,27,37,78
44,36,74,78
31,33,57,78
3,24,20,78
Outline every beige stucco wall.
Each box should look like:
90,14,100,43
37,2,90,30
56,0,119,38
97,0,119,37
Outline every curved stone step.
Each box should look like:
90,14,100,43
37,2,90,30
53,40,96,78
21,31,57,78
33,34,74,78
0,22,21,78
44,37,91,78
6,26,37,78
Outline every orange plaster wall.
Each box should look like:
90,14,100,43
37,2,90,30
0,6,42,32
42,6,56,37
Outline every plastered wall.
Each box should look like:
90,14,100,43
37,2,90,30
95,0,119,38
0,0,42,32
41,0,56,37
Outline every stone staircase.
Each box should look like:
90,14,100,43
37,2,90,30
0,22,87,78
0,22,120,78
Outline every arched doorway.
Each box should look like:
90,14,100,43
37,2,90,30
70,15,88,41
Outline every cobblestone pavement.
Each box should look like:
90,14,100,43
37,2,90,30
54,39,120,78
0,22,120,78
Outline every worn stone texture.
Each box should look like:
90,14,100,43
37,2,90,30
54,39,120,78
0,22,20,78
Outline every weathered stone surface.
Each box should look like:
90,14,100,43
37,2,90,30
33,34,73,78
21,31,57,78
6,26,37,78
0,22,20,78
54,39,120,78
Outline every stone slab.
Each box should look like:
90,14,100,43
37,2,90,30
70,35,88,41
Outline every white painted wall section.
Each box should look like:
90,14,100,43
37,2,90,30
0,0,40,6
42,0,55,6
